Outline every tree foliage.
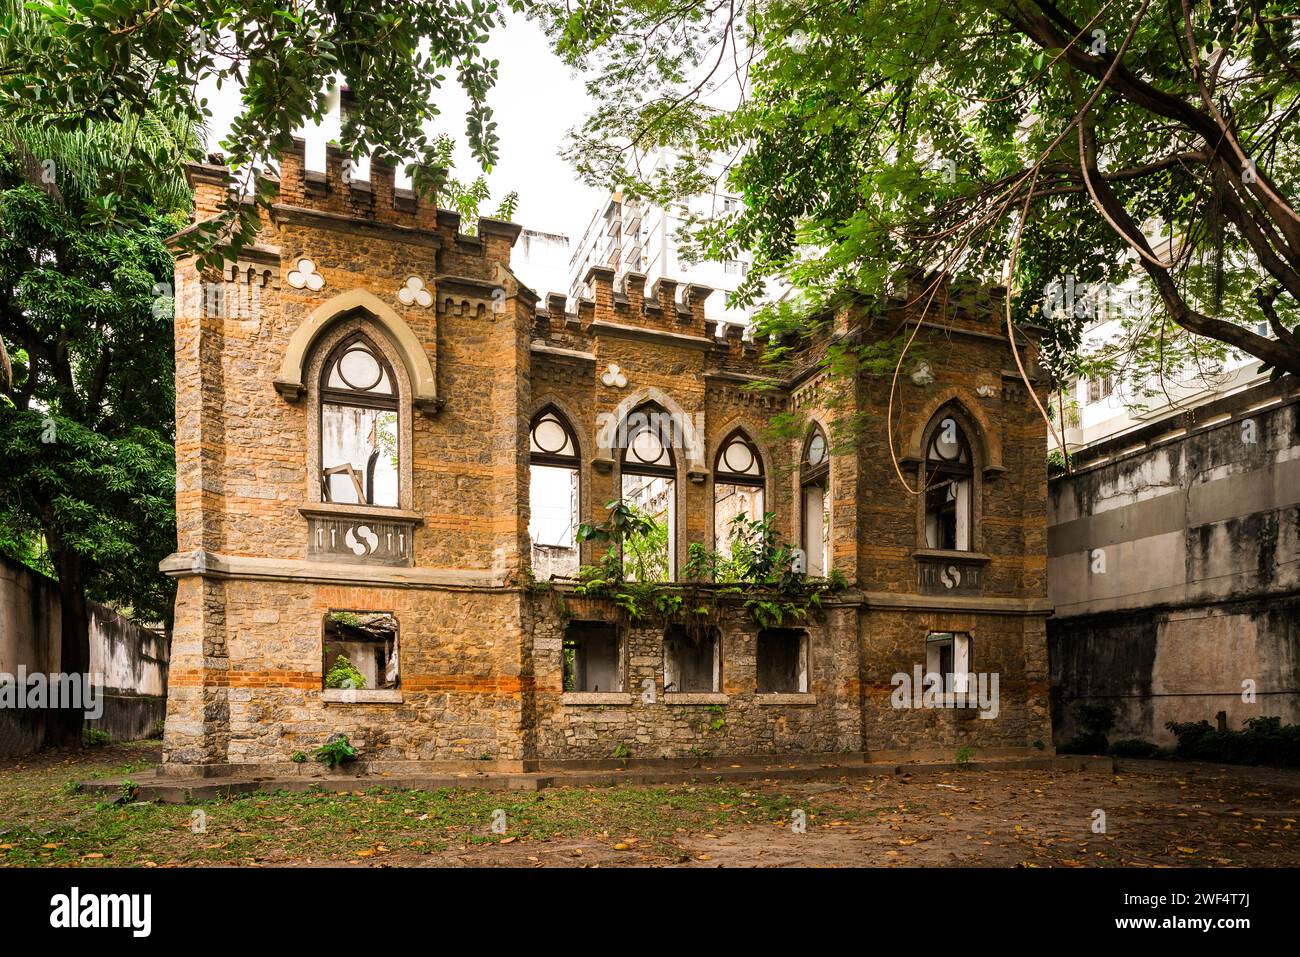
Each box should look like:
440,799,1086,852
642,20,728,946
537,0,1300,392
0,0,526,268
0,164,181,624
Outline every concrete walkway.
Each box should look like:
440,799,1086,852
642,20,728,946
83,754,1113,804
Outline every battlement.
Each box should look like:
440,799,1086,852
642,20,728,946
533,265,712,336
184,143,523,268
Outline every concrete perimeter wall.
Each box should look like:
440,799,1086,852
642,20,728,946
1047,378,1300,746
0,553,169,758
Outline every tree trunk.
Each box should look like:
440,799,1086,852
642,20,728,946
45,547,90,748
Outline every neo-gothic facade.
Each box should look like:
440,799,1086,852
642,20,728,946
161,142,1054,772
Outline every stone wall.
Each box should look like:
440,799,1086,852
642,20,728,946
1047,378,1300,745
161,146,1055,771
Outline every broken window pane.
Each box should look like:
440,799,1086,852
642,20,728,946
664,625,721,693
757,628,809,693
323,611,399,690
321,404,399,506
563,621,622,692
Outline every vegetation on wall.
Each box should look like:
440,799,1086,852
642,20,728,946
0,0,528,270
559,500,847,636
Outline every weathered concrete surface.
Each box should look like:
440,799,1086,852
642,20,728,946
0,553,169,757
1047,379,1300,745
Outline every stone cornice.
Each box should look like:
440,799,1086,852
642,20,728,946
587,319,713,351
159,550,512,590
269,203,445,248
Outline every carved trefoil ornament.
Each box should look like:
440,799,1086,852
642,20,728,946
288,258,325,291
397,276,433,308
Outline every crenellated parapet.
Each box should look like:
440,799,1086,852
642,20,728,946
180,144,524,280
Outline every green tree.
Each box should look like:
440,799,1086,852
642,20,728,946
537,0,1300,396
0,4,193,742
0,0,526,269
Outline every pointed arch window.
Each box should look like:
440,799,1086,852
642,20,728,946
923,413,974,551
529,408,581,579
714,430,765,549
800,425,831,576
320,334,400,507
620,405,677,581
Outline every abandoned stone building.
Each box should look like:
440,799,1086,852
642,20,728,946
160,143,1054,773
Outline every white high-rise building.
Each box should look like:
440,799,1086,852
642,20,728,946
566,153,786,324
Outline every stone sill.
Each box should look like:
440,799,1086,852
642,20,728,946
755,693,816,706
911,548,991,564
322,688,404,704
664,692,729,706
300,503,424,524
561,692,633,706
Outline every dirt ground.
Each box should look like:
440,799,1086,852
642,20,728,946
2,743,1297,867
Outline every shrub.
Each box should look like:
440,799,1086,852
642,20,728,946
1059,702,1117,755
291,750,307,764
1109,738,1160,758
313,734,358,769
83,728,111,747
1059,732,1109,755
324,655,366,690
1165,716,1300,768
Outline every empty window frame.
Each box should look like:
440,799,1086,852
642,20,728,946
663,625,721,694
320,334,400,507
756,628,809,694
562,621,623,693
800,426,831,576
925,631,971,695
529,408,581,579
714,430,765,553
323,611,399,690
620,406,677,581
923,414,973,551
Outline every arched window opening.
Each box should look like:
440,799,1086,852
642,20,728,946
320,333,399,507
714,430,765,551
529,408,581,579
800,425,831,576
620,405,677,581
923,414,973,551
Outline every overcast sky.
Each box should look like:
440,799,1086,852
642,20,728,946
198,11,606,248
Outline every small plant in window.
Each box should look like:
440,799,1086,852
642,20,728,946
313,733,358,769
324,654,367,690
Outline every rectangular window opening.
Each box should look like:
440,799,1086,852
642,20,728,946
757,628,809,694
925,631,972,696
664,625,721,693
323,611,399,690
563,621,623,693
